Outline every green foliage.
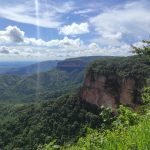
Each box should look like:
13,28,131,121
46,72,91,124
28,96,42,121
0,69,84,102
0,95,102,150
0,94,120,150
86,56,150,103
113,105,139,127
45,107,150,150
74,119,149,150
88,56,149,82
99,106,115,129
132,40,150,58
141,86,150,104
132,40,150,80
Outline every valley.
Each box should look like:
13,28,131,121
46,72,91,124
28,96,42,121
0,41,149,149
0,0,150,149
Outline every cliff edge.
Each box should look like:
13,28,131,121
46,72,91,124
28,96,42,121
81,57,148,108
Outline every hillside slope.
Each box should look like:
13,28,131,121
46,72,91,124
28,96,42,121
6,60,58,76
0,56,112,102
0,69,84,102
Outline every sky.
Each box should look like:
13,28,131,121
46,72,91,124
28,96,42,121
0,0,150,61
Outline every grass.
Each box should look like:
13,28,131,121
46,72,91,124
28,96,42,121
42,108,150,150
64,113,150,150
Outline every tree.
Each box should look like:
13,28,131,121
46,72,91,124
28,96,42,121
132,40,150,57
132,40,150,78
132,40,150,103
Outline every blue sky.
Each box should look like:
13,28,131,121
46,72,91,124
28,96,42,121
0,0,150,61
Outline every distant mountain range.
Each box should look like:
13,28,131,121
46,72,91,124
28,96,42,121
57,56,114,72
5,60,58,76
0,56,116,102
0,61,37,74
0,56,113,76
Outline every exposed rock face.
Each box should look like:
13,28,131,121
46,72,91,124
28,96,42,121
120,79,136,105
81,71,137,108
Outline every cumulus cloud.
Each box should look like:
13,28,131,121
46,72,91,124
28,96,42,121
6,26,24,42
0,42,132,60
0,26,84,49
0,26,24,43
59,37,83,47
59,22,89,35
88,43,99,49
0,25,133,60
0,46,10,54
24,36,83,48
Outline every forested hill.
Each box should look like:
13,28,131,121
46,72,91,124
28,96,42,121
0,53,149,149
0,56,113,103
0,69,84,102
1,56,112,76
57,56,114,72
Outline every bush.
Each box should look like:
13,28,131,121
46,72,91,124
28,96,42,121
59,112,150,150
142,86,150,104
99,106,115,129
113,105,139,127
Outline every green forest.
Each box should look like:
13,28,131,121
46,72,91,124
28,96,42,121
0,41,150,150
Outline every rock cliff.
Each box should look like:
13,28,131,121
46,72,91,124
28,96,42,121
80,56,148,108
81,71,137,108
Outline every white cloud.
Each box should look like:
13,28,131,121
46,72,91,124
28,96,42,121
0,26,84,49
59,37,83,48
90,0,150,41
74,8,93,15
59,22,89,35
0,41,132,60
2,1,149,60
88,43,99,49
24,38,46,47
6,26,24,42
132,41,145,48
102,32,122,40
0,25,134,60
0,1,75,28
24,36,83,48
0,26,24,43
0,46,10,54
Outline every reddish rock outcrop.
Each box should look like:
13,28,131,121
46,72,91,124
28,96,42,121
81,71,137,108
120,79,136,105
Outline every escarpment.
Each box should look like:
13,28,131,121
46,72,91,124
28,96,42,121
81,57,148,108
57,59,86,72
56,56,109,72
81,72,136,108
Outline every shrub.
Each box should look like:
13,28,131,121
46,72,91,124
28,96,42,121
113,105,139,127
141,86,150,104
